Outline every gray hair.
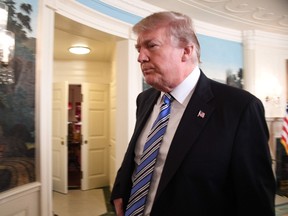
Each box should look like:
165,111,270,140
132,11,201,62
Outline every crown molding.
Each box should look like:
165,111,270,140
194,19,242,42
47,0,132,39
101,0,163,17
102,0,242,42
243,30,288,48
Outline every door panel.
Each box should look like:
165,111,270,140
82,83,109,190
52,82,68,194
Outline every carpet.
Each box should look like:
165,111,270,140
276,202,288,216
100,187,116,216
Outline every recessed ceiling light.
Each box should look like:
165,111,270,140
69,46,91,55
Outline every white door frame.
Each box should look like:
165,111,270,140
39,1,142,215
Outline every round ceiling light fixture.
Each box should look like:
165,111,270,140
69,46,91,55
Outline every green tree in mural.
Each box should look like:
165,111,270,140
0,0,35,134
1,0,33,41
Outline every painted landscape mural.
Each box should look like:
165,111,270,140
0,0,37,192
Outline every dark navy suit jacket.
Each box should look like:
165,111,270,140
111,71,276,216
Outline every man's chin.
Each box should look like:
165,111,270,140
144,78,155,87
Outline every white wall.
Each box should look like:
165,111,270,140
109,48,117,189
243,30,288,118
0,183,41,216
54,60,111,84
115,39,142,173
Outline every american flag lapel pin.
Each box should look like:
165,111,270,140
197,110,205,118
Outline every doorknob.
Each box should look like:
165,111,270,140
84,140,88,144
61,141,64,145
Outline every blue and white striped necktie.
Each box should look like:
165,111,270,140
125,93,174,216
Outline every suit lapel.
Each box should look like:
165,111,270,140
128,90,160,153
155,72,215,200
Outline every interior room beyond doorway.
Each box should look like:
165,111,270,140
68,84,82,189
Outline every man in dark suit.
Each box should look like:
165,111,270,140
111,11,275,216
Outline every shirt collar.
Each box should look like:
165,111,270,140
169,66,200,104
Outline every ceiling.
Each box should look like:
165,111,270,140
143,0,288,34
54,0,288,62
54,14,120,61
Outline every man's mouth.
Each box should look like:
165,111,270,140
142,65,154,73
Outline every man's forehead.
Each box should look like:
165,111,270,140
136,36,155,45
136,29,165,44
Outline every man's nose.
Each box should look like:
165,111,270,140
137,50,149,63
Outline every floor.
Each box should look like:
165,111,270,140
53,187,116,216
53,188,288,216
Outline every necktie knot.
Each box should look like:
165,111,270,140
163,93,173,105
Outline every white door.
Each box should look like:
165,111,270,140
81,83,109,190
52,82,68,194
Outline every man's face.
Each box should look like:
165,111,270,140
135,27,185,92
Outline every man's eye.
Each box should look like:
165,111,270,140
147,43,158,49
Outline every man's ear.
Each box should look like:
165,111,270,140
182,45,194,62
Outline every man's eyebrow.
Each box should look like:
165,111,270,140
135,39,154,48
134,40,147,49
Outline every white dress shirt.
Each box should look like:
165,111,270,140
133,66,201,215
